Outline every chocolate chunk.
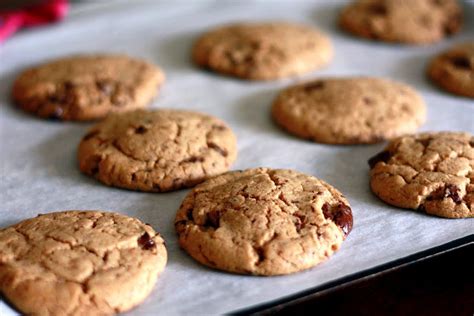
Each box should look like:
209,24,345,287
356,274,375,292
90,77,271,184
138,232,156,250
64,81,75,90
368,3,387,15
186,208,194,221
304,81,324,92
293,213,306,232
208,142,228,157
417,204,426,212
427,184,462,204
445,184,462,204
368,150,391,168
206,210,222,228
135,126,147,134
450,57,471,70
322,203,353,237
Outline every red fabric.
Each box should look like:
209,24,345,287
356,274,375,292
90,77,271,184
0,0,68,43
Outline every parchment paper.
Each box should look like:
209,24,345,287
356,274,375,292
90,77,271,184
1,1,473,315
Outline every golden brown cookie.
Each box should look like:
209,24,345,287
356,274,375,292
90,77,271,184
428,42,474,98
192,22,332,80
0,211,167,315
272,77,426,144
368,132,474,218
78,109,237,192
339,0,463,45
13,55,164,121
175,168,353,276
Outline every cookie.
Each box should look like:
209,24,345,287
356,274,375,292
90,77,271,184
339,0,463,45
0,211,167,315
78,109,237,192
192,22,332,80
368,132,474,218
175,168,353,276
272,77,426,144
13,54,164,121
428,42,474,98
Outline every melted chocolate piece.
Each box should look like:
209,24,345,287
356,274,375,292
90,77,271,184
293,213,306,232
368,150,392,168
138,232,156,250
304,81,324,92
417,204,426,212
135,126,147,134
368,3,387,15
450,57,470,70
186,208,194,221
322,203,353,237
206,210,221,228
427,184,462,204
255,247,265,263
445,184,462,204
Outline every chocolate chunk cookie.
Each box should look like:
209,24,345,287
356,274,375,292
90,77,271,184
272,77,426,144
339,0,463,45
13,55,164,121
192,22,332,80
78,109,237,192
369,132,474,218
0,211,167,315
175,168,353,275
428,42,474,98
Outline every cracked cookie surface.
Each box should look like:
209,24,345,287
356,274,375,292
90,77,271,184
175,168,353,276
272,77,426,144
339,0,462,45
13,55,164,121
369,132,474,218
428,42,474,98
192,22,332,80
78,109,237,192
0,211,167,315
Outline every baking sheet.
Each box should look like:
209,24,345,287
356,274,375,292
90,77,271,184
1,1,473,315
